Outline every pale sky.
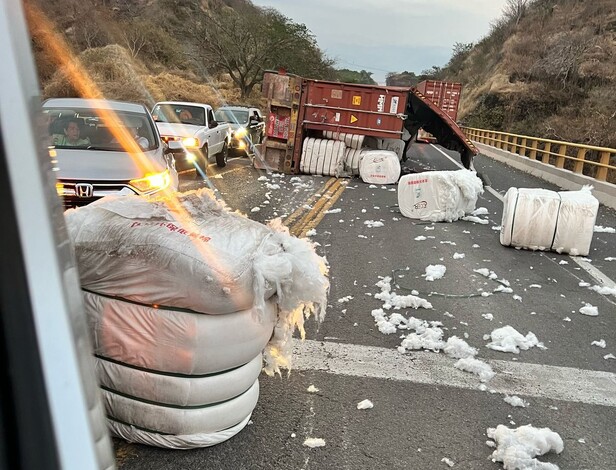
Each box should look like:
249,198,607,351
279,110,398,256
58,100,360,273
251,0,509,84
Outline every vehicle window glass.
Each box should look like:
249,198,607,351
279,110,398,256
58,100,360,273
44,107,157,151
207,109,215,125
152,104,205,126
214,109,249,125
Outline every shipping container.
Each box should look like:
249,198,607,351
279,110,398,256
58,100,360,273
258,71,477,173
416,80,462,122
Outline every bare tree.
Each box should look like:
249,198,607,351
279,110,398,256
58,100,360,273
196,6,333,97
503,0,530,26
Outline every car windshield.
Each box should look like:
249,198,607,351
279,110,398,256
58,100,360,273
215,109,249,125
44,107,157,151
152,104,206,126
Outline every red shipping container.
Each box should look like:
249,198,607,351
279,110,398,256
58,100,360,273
416,80,462,122
301,80,409,140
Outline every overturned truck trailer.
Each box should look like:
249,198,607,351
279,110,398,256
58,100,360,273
257,71,478,174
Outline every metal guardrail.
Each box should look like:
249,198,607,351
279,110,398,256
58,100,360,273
461,127,616,183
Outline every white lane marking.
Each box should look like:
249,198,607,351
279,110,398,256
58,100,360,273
430,143,616,294
293,339,616,407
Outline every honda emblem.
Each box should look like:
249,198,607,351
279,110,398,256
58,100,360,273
75,183,94,198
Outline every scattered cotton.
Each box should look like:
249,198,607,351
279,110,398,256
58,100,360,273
473,244,480,248
364,220,384,228
307,385,320,393
487,424,563,470
444,336,478,359
579,303,599,316
491,226,501,231
604,353,616,360
356,399,374,410
594,225,615,233
485,326,542,354
266,183,280,190
504,395,529,408
415,236,427,241
605,257,616,261
589,285,616,296
425,226,435,231
337,296,353,303
257,176,268,181
558,260,568,265
303,438,326,448
325,208,342,214
482,313,494,321
306,229,317,237
250,207,261,212
454,357,495,382
472,207,489,216
453,252,466,259
425,264,447,281
462,215,489,225
441,457,455,467
591,339,606,348
440,240,457,246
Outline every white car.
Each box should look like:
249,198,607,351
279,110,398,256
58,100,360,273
43,98,179,209
151,101,232,169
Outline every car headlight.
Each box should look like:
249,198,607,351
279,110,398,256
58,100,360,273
234,127,247,138
129,170,171,193
182,137,199,148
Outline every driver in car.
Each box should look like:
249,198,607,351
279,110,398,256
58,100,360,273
53,118,90,146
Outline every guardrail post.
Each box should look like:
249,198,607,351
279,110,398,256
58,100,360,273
574,148,587,174
556,144,567,168
529,140,537,160
511,136,518,154
519,138,527,157
542,142,551,164
596,151,611,181
499,134,505,150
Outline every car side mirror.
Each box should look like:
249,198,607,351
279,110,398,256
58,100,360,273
209,120,218,129
162,141,171,153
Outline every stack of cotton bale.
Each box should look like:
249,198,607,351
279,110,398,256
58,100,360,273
65,189,329,449
500,186,598,255
302,131,401,183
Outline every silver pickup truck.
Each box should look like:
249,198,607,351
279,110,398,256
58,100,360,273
152,101,232,169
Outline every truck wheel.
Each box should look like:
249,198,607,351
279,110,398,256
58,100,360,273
216,141,228,168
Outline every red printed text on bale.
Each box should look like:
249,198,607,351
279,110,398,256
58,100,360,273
129,221,211,242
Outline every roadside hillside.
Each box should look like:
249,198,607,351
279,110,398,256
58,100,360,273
25,0,335,108
441,0,616,148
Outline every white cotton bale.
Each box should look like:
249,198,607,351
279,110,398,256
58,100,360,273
377,138,405,160
359,150,401,184
344,147,366,176
84,291,276,375
501,186,598,255
65,189,329,320
323,131,365,149
300,137,346,176
102,378,259,436
552,188,598,256
398,170,483,221
108,414,252,449
95,353,263,407
500,188,560,250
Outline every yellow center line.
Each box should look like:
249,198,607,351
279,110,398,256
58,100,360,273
283,177,337,228
289,179,347,237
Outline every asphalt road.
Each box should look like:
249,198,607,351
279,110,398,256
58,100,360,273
114,146,616,470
